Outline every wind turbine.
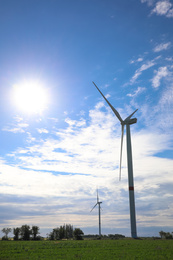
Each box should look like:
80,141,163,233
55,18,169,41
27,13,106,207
90,189,102,237
93,82,138,239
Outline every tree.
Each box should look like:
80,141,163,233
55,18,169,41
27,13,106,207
65,224,73,239
59,225,65,239
58,224,74,239
48,228,60,240
13,227,20,240
159,231,166,239
48,225,73,240
31,226,40,240
73,228,84,240
165,232,173,239
47,224,83,240
2,228,11,240
20,225,31,240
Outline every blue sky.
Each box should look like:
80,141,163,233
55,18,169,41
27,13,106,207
0,0,173,237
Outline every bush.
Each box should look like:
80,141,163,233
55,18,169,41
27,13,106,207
1,236,9,241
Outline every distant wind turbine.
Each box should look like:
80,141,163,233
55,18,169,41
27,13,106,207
90,189,102,237
93,82,138,239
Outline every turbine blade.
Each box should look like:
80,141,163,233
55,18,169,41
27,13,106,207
119,124,124,181
125,109,138,121
97,189,99,203
90,203,98,212
93,82,123,123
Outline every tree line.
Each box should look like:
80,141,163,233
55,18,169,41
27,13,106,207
83,234,125,239
2,226,172,240
2,225,40,241
159,231,173,239
1,224,84,241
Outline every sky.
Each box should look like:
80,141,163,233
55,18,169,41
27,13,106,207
0,0,173,238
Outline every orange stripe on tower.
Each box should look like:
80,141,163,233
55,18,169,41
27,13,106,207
129,186,134,191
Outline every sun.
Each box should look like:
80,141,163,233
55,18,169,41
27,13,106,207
13,80,49,114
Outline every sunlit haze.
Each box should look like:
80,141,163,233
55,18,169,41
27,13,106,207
13,81,48,114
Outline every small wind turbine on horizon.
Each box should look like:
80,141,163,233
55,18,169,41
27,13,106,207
90,189,102,237
93,82,138,239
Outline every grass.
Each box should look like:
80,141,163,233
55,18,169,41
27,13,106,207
0,239,173,259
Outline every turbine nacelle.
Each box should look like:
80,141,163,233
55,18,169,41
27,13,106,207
123,118,137,125
91,189,102,211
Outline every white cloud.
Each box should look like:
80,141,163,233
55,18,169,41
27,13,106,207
151,66,169,88
26,132,36,143
37,128,49,134
14,116,24,122
13,107,119,177
151,0,173,17
141,0,173,18
130,57,144,64
1,98,173,236
65,117,86,128
153,42,171,52
18,123,29,128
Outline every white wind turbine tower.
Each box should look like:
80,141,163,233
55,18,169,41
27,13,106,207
90,189,102,237
93,82,138,239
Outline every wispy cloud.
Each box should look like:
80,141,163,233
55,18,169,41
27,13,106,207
141,0,155,6
48,117,59,123
165,57,173,61
127,87,146,97
151,66,169,88
130,60,156,85
9,106,119,177
156,83,173,130
2,122,29,133
153,42,171,52
136,72,173,132
159,84,173,107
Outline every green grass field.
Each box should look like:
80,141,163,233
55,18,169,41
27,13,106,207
0,239,173,259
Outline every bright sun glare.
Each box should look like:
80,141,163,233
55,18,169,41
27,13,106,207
13,80,48,114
